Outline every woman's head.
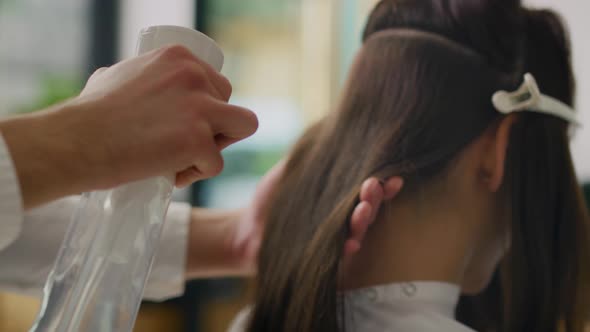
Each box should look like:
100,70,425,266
337,29,515,295
247,1,590,332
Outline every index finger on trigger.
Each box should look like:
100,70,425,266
208,101,259,143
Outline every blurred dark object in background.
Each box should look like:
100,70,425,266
583,183,590,209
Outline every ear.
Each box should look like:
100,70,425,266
482,115,518,192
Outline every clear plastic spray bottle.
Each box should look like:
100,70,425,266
30,26,223,332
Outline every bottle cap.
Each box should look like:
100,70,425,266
137,25,224,71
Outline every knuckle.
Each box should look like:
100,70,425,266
204,154,224,176
94,66,108,75
219,75,233,99
192,138,223,178
88,67,108,81
172,61,208,89
160,44,193,61
186,65,208,87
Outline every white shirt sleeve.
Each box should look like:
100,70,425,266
0,133,24,251
0,196,191,302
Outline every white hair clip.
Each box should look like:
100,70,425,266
492,73,580,126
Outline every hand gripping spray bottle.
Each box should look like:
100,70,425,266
30,26,223,332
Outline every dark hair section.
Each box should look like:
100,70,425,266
245,1,590,332
365,1,590,332
363,0,524,74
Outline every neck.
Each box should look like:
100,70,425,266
340,194,480,290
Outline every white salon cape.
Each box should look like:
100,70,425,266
0,134,190,301
228,282,475,332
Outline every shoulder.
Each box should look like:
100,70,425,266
347,303,475,332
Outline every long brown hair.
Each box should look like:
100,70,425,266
246,1,590,331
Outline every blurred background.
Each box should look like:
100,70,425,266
0,0,588,331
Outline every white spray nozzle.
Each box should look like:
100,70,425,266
137,25,224,72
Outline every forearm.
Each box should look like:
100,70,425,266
185,207,250,279
0,102,88,209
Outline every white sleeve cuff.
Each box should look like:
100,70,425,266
143,200,191,301
0,132,23,251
